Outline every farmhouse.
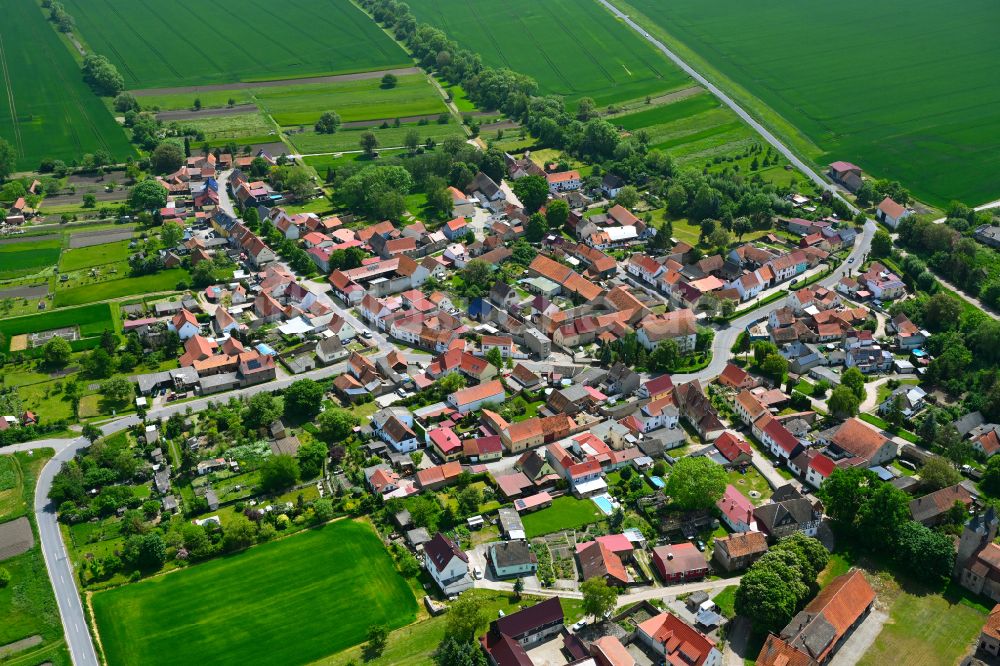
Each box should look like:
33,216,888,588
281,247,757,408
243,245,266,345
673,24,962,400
423,532,473,596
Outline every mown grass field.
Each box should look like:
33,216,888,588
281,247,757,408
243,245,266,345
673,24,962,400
614,90,756,166
0,303,115,347
408,0,690,107
57,240,130,272
0,239,63,279
91,520,417,666
289,121,463,154
52,268,187,306
522,496,604,538
0,0,132,170
620,0,1000,206
259,75,448,126
62,0,411,89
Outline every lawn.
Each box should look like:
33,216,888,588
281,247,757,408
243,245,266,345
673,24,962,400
408,0,690,107
53,269,188,306
0,0,133,170
0,239,63,279
618,0,1000,207
858,582,987,666
287,121,463,154
0,450,71,666
726,467,772,505
91,520,417,666
166,113,276,142
0,303,116,348
711,585,737,618
522,496,604,539
61,0,411,89
57,240,131,272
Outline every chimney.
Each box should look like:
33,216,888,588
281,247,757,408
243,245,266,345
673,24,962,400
667,553,674,560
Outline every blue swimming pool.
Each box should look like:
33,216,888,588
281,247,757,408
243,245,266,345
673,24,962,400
649,475,665,489
592,495,614,515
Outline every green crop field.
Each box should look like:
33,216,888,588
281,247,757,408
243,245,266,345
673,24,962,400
92,521,417,666
620,0,1000,206
259,75,449,126
53,268,187,306
0,239,63,279
0,303,115,348
408,0,690,107
61,0,411,89
0,0,133,170
166,113,276,142
614,91,755,166
288,121,464,154
57,240,130,272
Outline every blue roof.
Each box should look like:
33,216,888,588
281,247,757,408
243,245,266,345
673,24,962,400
256,343,277,356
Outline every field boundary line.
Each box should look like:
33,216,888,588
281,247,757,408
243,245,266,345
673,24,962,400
0,31,24,157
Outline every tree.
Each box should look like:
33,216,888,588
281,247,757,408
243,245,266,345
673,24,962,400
151,142,184,174
365,624,388,658
259,454,300,493
841,367,865,400
122,533,166,571
581,576,618,621
426,180,453,219
894,520,955,580
42,336,72,368
513,576,524,600
0,138,15,180
576,97,597,121
81,54,124,96
772,533,828,581
381,73,398,88
512,175,548,213
283,379,323,422
760,353,788,382
360,131,379,157
445,590,488,640
404,129,421,153
525,212,548,243
982,456,1000,497
753,341,779,366
128,179,167,211
82,423,103,443
923,293,962,333
457,485,482,515
828,385,860,419
101,376,133,406
244,393,280,431
707,226,733,249
614,185,639,210
314,110,341,134
871,229,892,258
649,340,680,372
297,439,327,479
82,193,97,208
665,457,727,510
317,408,358,443
433,636,486,666
222,515,257,552
84,347,112,378
485,346,504,370
460,260,493,297
735,556,805,632
545,199,569,230
0,567,9,588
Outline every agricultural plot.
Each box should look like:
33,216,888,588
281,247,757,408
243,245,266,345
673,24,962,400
258,75,449,126
52,268,188,307
289,121,463,155
0,303,116,350
613,91,756,166
621,0,1000,206
408,0,690,107
522,496,604,539
57,240,130,273
92,520,417,666
0,238,62,280
165,112,276,143
61,0,411,89
0,0,132,170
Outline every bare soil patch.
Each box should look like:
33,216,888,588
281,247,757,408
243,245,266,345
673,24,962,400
68,228,134,249
0,517,34,561
156,105,258,121
0,635,43,659
0,284,48,300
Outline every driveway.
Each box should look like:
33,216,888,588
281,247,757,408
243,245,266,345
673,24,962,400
827,609,888,666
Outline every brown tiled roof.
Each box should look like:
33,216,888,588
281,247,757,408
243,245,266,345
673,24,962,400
716,531,767,559
830,418,889,461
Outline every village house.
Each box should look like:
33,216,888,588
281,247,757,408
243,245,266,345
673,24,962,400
652,542,709,584
447,379,506,414
424,532,473,596
876,197,912,229
489,540,537,579
713,531,768,573
636,612,722,666
546,170,581,192
753,497,821,540
480,597,564,664
909,483,974,527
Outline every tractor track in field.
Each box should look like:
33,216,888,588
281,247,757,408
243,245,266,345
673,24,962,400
0,32,24,157
130,67,423,97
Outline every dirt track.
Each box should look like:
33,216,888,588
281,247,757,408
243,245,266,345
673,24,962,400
0,284,48,300
68,228,135,248
132,66,423,96
156,104,259,121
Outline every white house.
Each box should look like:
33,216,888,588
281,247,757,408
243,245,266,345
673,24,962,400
424,532,473,596
373,407,418,453
546,170,581,193
168,308,201,340
627,254,665,284
876,197,912,230
733,271,764,301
